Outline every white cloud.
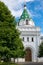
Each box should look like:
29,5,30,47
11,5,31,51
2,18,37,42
0,0,34,9
11,9,23,17
0,0,34,17
18,0,34,3
25,0,34,2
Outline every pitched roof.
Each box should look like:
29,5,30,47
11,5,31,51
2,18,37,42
19,8,31,21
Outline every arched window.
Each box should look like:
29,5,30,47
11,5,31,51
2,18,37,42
32,37,34,42
26,20,28,25
27,37,29,41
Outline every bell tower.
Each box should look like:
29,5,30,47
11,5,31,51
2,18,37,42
17,1,40,62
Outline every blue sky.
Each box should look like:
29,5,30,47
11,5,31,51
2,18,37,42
0,0,43,35
26,0,43,34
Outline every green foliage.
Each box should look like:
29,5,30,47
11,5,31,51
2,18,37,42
38,42,43,57
0,1,14,23
0,62,18,65
0,1,25,61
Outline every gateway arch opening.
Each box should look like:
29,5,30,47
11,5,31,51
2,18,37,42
25,48,32,62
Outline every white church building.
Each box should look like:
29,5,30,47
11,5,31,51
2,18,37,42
17,4,41,62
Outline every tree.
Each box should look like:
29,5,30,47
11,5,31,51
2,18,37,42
0,1,25,62
38,42,43,57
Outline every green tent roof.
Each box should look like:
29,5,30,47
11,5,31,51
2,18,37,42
19,8,31,21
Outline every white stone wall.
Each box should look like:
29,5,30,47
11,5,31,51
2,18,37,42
11,57,43,62
38,57,43,62
17,20,40,62
18,19,35,26
15,58,25,63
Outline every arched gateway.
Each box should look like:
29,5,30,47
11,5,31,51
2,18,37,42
25,48,32,62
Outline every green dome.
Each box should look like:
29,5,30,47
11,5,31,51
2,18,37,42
20,8,31,21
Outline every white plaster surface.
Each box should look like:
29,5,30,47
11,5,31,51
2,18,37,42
17,19,40,62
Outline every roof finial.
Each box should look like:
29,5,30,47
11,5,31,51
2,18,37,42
24,0,26,9
24,4,26,7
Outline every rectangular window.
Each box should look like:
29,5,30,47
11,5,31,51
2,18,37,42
23,37,24,41
27,37,29,41
32,37,34,42
26,20,28,25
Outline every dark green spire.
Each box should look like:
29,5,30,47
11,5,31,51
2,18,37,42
19,5,31,21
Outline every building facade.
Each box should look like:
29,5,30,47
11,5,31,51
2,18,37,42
17,5,40,62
